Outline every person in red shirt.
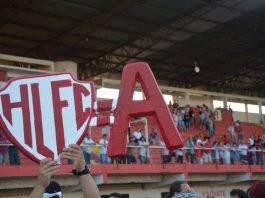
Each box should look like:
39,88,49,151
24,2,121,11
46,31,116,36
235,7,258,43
203,137,212,164
195,138,203,164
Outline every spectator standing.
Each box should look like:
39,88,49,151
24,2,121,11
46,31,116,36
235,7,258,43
219,142,224,164
82,134,95,164
176,149,183,164
185,137,195,164
238,140,248,164
212,141,220,164
231,143,240,164
256,141,263,165
138,136,148,164
149,128,157,145
199,108,206,130
177,110,184,131
195,139,203,164
8,145,20,165
223,143,231,164
0,131,9,166
235,121,244,141
173,109,179,125
207,115,215,137
99,134,108,164
126,137,136,164
203,138,212,164
227,123,236,144
189,107,195,126
183,111,191,132
249,144,257,165
133,128,142,142
248,134,254,146
160,139,171,164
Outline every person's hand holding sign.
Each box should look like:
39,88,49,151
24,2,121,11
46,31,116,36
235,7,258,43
62,144,86,172
29,144,100,198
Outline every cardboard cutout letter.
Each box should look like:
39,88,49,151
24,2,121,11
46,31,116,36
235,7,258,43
107,62,183,156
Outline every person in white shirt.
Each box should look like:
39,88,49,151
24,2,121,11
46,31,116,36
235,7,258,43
81,134,95,164
99,134,108,164
176,148,183,164
138,136,148,164
159,139,170,164
133,128,143,142
227,123,236,144
238,140,248,164
248,134,254,146
223,143,231,164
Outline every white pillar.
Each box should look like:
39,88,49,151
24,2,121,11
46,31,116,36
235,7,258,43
54,61,78,79
185,93,190,106
258,101,264,123
224,97,228,109
245,103,249,123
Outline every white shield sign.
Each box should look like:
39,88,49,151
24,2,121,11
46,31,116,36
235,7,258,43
0,73,94,163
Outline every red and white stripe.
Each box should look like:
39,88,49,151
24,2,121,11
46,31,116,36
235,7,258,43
89,99,117,126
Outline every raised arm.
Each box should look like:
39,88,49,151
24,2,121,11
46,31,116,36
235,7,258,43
29,159,59,198
62,144,100,198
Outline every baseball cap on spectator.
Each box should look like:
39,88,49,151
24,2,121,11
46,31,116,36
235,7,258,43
248,180,265,198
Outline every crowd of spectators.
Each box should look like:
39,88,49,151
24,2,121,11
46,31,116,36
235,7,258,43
1,102,265,166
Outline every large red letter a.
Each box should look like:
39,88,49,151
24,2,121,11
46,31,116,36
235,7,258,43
107,62,183,156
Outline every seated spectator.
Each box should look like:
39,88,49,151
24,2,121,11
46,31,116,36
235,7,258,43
138,136,148,164
248,180,265,198
230,189,247,198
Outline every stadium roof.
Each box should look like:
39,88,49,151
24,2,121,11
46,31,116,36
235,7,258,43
0,0,265,97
